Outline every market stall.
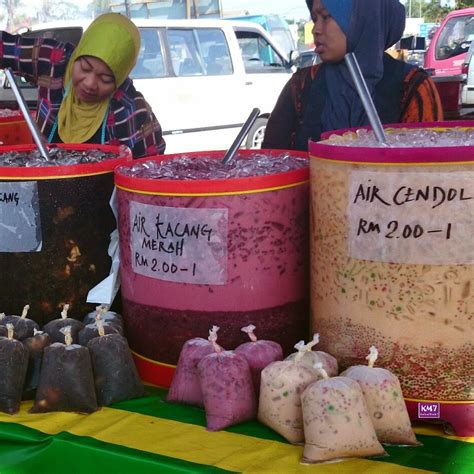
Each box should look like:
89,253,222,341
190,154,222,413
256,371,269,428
0,386,472,474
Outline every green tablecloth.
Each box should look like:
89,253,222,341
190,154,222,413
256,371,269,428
0,387,472,473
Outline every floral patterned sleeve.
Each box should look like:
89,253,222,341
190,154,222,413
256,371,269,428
400,69,444,123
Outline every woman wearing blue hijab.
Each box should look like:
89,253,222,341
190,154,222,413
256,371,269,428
262,0,443,150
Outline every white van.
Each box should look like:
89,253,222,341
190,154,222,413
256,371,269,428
1,18,295,153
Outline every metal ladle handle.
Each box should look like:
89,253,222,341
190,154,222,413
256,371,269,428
4,68,51,160
344,53,387,144
222,108,260,164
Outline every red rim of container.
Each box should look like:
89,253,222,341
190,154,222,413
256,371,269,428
0,143,132,179
0,115,24,124
114,149,309,196
311,121,474,164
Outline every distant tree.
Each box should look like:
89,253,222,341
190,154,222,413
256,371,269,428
3,0,23,30
455,1,472,9
90,0,112,17
39,1,82,21
422,0,452,23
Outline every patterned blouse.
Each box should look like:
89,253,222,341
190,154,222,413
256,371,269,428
262,60,444,150
0,31,165,158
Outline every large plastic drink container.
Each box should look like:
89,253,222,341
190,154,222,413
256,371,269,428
0,143,131,325
0,112,33,145
115,149,310,387
309,122,473,436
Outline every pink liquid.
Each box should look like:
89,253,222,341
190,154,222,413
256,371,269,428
117,178,309,365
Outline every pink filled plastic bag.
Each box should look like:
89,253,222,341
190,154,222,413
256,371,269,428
167,325,223,407
341,346,420,446
198,330,256,431
234,324,283,395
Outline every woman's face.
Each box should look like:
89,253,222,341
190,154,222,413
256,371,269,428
311,0,347,63
71,56,116,103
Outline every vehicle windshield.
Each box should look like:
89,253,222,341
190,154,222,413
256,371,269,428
435,14,474,60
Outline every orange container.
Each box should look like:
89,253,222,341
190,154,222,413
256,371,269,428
0,113,33,145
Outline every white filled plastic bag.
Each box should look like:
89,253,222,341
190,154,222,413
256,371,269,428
340,346,420,446
301,364,386,464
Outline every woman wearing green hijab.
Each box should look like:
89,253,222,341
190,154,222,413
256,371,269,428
0,13,165,158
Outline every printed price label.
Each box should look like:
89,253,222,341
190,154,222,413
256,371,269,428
348,171,474,264
0,181,42,252
130,201,228,284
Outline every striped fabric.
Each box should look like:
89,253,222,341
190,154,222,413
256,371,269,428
0,387,472,473
0,31,165,158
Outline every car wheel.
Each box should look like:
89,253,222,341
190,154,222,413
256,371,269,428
245,117,267,149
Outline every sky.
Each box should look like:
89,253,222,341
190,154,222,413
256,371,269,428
10,0,311,22
221,0,309,20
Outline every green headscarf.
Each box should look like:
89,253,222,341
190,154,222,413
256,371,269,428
58,13,141,144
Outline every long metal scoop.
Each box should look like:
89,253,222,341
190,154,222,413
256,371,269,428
4,68,51,160
344,53,387,144
222,107,260,164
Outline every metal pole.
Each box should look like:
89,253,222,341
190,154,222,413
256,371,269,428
4,68,51,160
344,53,387,144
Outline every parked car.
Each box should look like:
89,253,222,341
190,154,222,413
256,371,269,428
225,14,296,58
424,7,474,77
294,49,320,69
0,18,296,153
461,40,474,106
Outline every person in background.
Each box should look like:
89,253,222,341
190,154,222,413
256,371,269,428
262,0,443,151
0,13,165,158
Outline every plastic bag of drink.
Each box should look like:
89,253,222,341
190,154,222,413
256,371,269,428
0,306,40,341
22,329,51,400
87,320,144,406
83,305,123,333
0,324,29,414
301,364,386,464
285,333,338,377
234,324,283,396
43,304,85,344
30,326,98,413
340,346,420,446
258,341,320,444
79,319,120,346
167,325,223,407
197,329,256,431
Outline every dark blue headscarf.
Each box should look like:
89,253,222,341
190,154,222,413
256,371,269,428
304,0,406,133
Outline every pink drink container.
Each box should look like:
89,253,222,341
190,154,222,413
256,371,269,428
309,122,474,436
114,149,310,387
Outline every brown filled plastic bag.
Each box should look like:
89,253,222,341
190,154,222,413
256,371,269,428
0,306,40,341
22,329,52,400
167,325,223,407
43,304,84,344
30,326,98,413
87,321,144,406
83,305,123,333
341,346,420,446
285,333,338,377
0,324,29,414
258,341,320,444
301,364,386,464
